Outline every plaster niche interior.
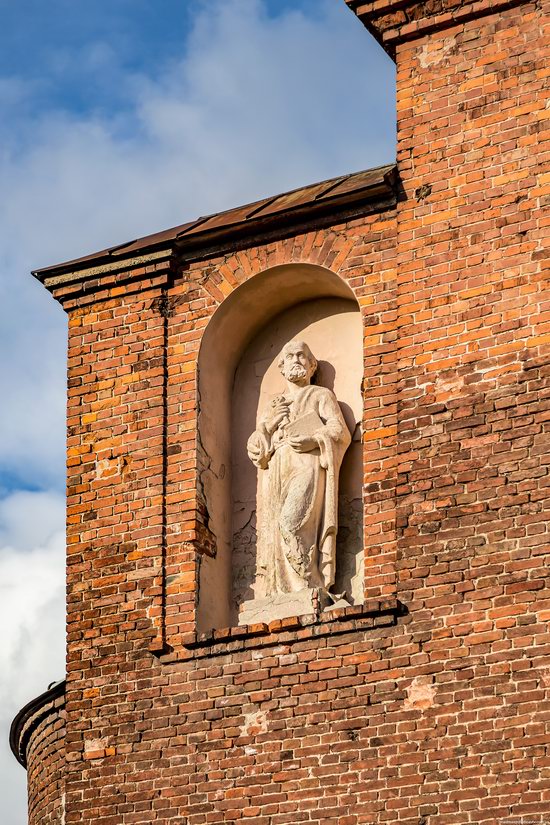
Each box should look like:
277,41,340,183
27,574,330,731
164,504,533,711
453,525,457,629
197,264,364,632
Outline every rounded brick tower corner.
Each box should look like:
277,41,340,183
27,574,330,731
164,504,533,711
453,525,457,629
10,681,66,825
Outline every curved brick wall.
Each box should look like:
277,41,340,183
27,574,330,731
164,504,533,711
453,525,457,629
10,682,66,825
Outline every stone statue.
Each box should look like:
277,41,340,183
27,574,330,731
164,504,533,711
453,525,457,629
247,340,351,596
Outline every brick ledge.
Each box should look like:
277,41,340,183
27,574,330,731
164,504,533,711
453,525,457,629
158,599,401,663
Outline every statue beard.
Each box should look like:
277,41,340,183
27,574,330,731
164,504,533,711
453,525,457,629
286,364,308,382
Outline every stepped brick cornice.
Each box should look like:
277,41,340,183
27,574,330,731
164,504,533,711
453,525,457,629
345,0,529,58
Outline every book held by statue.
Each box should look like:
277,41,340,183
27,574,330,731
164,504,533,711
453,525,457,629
284,410,324,439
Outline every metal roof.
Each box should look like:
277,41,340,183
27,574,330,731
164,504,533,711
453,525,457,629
33,164,397,281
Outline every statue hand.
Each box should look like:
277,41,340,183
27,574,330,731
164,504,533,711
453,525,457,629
247,439,270,469
266,399,290,435
247,442,262,462
289,435,318,453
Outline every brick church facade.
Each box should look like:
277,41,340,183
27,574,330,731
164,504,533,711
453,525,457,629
11,2,549,823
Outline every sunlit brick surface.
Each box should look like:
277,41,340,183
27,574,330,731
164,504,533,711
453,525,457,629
18,1,549,822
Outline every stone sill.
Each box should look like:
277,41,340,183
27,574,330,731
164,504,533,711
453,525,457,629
159,599,400,663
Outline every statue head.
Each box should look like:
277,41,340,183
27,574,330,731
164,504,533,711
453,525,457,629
277,340,317,386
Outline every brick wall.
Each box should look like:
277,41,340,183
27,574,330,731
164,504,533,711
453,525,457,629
18,690,66,825
61,208,400,823
393,0,549,676
16,0,549,822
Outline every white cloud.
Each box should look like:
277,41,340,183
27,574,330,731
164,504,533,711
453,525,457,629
0,0,394,491
0,490,65,552
0,491,66,825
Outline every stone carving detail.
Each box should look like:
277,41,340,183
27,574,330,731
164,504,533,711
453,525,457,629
246,340,351,598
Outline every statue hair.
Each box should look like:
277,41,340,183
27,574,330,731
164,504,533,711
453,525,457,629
277,340,318,375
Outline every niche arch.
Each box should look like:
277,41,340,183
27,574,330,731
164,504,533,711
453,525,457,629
197,263,364,631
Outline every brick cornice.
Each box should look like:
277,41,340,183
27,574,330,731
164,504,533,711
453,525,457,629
345,0,529,58
10,680,66,768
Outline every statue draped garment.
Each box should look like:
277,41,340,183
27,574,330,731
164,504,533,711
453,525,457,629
247,385,351,595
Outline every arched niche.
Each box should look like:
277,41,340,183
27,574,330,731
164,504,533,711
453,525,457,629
197,264,363,631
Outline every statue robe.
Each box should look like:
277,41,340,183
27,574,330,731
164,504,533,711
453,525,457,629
247,384,351,595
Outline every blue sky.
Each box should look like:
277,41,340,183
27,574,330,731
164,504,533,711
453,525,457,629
0,1,395,821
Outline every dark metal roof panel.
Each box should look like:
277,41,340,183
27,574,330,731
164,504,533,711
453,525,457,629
177,200,270,236
318,166,391,199
250,177,348,219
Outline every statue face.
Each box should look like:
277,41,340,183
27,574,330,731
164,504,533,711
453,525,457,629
279,342,315,384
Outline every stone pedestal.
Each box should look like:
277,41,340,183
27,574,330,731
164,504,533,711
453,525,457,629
238,588,332,626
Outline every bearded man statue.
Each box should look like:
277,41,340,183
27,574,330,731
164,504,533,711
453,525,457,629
247,340,351,596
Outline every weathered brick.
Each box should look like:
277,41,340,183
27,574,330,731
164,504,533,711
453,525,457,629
12,2,549,824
